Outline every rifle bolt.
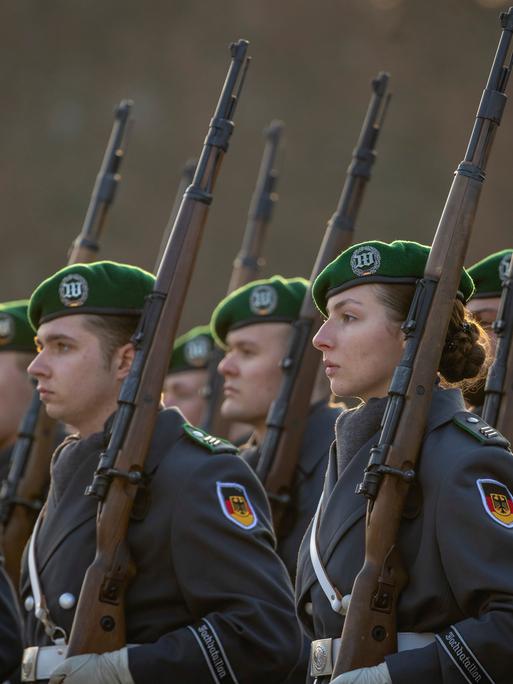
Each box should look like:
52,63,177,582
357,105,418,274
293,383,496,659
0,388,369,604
100,615,116,632
58,593,76,610
372,625,386,642
24,595,34,612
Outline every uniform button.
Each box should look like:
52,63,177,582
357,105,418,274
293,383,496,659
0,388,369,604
466,417,480,423
304,602,313,615
341,594,351,615
58,593,76,610
24,595,34,612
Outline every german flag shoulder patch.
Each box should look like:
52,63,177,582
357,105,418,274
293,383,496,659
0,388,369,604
477,478,513,528
216,481,257,530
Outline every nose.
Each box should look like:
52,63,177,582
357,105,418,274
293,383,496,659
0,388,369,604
313,319,334,351
218,352,238,378
27,352,49,380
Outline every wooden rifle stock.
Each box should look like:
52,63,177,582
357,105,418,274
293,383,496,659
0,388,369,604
482,252,513,441
331,11,513,677
0,393,56,587
0,100,133,586
255,73,390,534
202,120,283,436
154,158,197,272
66,40,250,655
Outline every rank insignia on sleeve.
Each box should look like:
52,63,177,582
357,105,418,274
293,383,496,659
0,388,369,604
477,479,513,528
216,482,257,530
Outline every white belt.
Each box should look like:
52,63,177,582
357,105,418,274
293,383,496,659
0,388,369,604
310,632,436,678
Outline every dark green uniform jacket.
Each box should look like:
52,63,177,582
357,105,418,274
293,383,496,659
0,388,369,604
242,401,340,684
0,445,12,484
296,387,513,683
21,408,302,683
0,564,22,681
242,401,340,581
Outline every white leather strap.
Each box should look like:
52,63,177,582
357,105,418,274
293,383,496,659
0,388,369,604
309,494,345,614
28,511,66,643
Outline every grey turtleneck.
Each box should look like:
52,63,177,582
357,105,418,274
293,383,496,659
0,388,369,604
335,396,388,477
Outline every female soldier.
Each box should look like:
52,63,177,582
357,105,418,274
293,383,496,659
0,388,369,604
296,240,513,684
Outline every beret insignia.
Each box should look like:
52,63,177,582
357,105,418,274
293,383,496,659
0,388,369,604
249,285,278,316
499,253,512,283
0,314,14,346
59,274,89,308
184,335,211,368
350,245,381,276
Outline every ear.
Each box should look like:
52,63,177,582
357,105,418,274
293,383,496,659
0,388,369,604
114,342,135,380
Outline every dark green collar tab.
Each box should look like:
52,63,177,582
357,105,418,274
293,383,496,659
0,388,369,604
452,411,510,449
183,423,239,454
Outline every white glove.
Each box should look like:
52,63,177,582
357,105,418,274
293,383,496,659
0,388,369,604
331,662,392,684
49,648,135,684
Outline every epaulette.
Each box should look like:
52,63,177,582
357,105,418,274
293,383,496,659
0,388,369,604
183,423,239,455
452,411,510,449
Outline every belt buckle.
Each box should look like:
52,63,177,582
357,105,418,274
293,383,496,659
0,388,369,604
310,638,333,678
21,647,39,682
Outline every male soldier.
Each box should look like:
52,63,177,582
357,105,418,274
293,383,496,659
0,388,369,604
211,275,341,581
162,325,213,425
0,301,36,482
466,249,512,409
467,249,513,347
21,261,301,683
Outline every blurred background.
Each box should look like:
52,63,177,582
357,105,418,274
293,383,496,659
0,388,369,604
2,0,511,331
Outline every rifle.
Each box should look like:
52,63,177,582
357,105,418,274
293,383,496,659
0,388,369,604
68,100,133,263
331,10,513,677
482,252,513,441
66,39,250,655
154,158,197,271
0,100,133,587
255,74,390,535
201,119,283,435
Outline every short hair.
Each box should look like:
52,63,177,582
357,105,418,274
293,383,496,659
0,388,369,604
82,314,139,367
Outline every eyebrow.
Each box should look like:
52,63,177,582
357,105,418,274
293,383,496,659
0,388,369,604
471,308,498,316
328,297,363,315
35,333,76,346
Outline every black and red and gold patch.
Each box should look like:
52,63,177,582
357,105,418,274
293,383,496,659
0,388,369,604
477,479,513,528
216,482,257,530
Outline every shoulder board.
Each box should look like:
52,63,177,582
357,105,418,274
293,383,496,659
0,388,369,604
452,411,510,449
183,423,239,455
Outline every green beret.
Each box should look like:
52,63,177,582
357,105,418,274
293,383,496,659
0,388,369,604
168,325,214,373
467,249,512,299
29,261,155,329
211,275,309,347
312,240,475,316
0,300,35,353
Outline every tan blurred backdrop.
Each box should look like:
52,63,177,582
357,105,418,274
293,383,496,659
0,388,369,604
1,0,511,331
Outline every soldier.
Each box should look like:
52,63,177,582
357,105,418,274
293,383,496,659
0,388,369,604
467,249,513,349
295,240,513,684
21,261,301,684
0,301,36,482
211,275,341,581
465,249,511,409
162,325,213,425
